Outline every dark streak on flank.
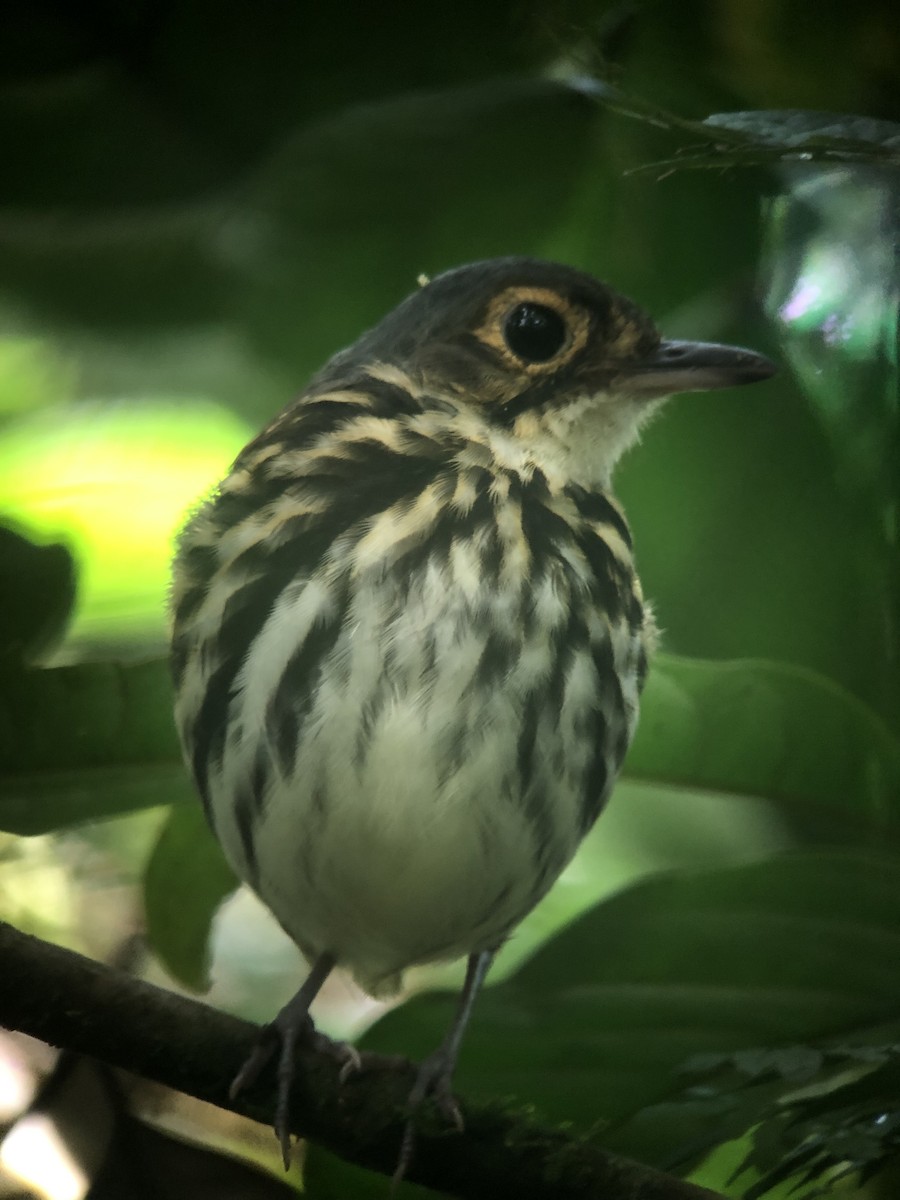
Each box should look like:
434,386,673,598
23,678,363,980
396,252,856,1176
473,630,514,692
233,786,259,882
268,596,348,776
184,413,451,818
355,681,390,767
545,603,588,724
636,642,650,690
170,635,190,692
576,525,629,624
172,538,218,605
581,636,618,831
436,717,472,788
516,692,557,880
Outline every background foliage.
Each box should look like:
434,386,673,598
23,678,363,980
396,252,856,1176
0,1,898,1197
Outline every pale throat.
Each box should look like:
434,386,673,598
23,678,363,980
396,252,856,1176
504,390,667,491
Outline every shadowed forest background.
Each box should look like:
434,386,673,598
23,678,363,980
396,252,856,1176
0,1,898,1197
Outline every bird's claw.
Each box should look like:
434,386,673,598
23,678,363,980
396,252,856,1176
392,1049,464,1189
406,1049,462,1121
230,1013,362,1168
229,1021,281,1099
308,1028,362,1083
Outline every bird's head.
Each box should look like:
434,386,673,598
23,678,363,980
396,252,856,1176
313,258,776,490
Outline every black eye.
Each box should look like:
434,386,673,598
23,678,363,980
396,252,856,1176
503,302,568,363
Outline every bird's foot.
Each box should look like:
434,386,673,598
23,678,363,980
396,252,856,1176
406,1047,464,1128
307,1026,364,1083
230,1004,361,1168
393,1047,464,1190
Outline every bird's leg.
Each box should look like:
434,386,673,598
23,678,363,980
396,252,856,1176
230,951,358,1166
394,948,496,1186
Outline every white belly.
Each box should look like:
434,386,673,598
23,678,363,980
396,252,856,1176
204,551,638,997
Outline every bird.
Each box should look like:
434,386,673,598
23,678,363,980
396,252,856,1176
169,256,774,1171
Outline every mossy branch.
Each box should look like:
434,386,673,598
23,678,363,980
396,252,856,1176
0,920,723,1199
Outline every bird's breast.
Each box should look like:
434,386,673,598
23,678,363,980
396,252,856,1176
176,473,647,991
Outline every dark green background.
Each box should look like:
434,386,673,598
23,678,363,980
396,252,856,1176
1,2,898,1197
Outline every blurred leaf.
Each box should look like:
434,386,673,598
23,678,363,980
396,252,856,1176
302,1144,438,1199
0,335,72,416
0,205,237,328
236,77,599,374
0,2,551,208
763,166,898,502
485,778,787,986
0,524,76,661
761,164,899,733
684,0,900,116
0,399,249,649
0,658,191,834
0,763,190,837
677,1041,900,1197
360,850,900,1170
627,657,900,831
144,805,236,990
0,78,597,337
658,1033,900,1184
684,1044,828,1084
87,1116,299,1200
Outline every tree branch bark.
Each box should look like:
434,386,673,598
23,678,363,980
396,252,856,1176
0,920,723,1199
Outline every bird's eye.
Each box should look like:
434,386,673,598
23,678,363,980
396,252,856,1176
502,302,568,364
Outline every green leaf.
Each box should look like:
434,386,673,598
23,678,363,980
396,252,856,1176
0,336,73,417
240,78,598,376
360,851,900,1169
0,78,597,339
303,1145,439,1199
0,399,250,649
628,656,900,828
673,1037,900,1194
0,658,189,834
1,3,551,213
144,804,237,990
0,763,192,837
0,524,76,661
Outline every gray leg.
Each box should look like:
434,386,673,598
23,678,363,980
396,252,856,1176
230,952,345,1167
395,948,496,1185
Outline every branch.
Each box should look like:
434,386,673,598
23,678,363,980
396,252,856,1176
0,921,723,1199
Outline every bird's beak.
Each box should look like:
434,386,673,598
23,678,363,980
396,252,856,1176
617,339,776,398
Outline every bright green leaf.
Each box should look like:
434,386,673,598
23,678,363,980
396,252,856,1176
0,336,73,417
0,400,249,647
